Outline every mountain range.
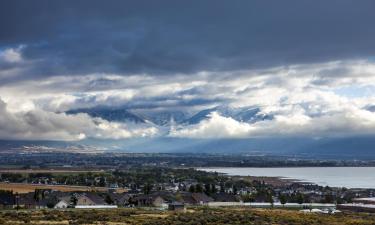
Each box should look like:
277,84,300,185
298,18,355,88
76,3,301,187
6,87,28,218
66,105,272,127
2,106,373,159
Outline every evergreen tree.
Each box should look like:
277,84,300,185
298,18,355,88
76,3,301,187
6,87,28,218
232,185,238,195
195,184,203,193
279,194,287,206
211,184,217,193
143,183,153,195
204,183,211,194
220,182,225,193
105,195,114,204
267,193,274,208
297,193,304,204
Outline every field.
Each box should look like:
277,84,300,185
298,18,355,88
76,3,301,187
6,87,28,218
0,208,375,225
0,169,104,174
0,182,127,193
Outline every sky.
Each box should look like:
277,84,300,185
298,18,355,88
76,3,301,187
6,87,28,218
1,0,375,142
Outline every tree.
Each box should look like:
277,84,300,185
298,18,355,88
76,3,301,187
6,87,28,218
241,194,254,203
189,185,195,193
267,193,274,208
279,194,287,206
46,201,55,209
195,184,203,193
324,194,334,203
204,184,211,194
143,183,153,195
105,195,114,204
297,193,304,204
70,195,78,207
232,185,238,195
220,182,225,193
175,192,183,202
34,189,43,202
98,177,106,187
211,184,217,194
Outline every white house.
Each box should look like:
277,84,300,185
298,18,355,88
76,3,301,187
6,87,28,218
54,200,69,209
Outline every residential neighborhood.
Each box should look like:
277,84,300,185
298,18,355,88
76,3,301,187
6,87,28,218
0,167,374,213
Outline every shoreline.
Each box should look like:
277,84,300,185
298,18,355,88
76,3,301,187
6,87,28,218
197,167,375,189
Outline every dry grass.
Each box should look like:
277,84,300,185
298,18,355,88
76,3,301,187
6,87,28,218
0,182,127,193
1,208,375,225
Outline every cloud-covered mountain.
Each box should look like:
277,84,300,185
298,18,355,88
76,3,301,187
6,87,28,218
141,110,189,126
184,106,272,125
65,105,273,128
66,107,146,124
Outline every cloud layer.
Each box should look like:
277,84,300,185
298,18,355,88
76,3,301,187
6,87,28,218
1,1,375,141
1,1,375,82
170,107,375,138
0,98,158,141
1,56,375,140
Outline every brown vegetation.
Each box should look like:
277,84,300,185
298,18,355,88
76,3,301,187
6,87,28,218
0,208,375,225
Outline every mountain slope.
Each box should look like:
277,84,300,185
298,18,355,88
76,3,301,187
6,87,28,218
140,110,189,126
66,107,146,123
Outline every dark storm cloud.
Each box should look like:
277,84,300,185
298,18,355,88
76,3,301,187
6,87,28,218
1,0,375,81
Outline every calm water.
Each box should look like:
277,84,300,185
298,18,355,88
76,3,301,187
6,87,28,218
200,167,375,189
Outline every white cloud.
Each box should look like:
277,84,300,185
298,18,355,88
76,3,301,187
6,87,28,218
170,112,255,138
1,59,375,140
0,46,23,63
0,98,158,141
170,106,375,138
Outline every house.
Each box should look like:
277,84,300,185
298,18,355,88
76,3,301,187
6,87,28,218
211,193,238,202
17,193,37,209
151,196,166,208
353,197,375,204
133,195,167,207
108,183,120,193
180,192,196,205
75,192,117,209
107,193,131,207
54,196,71,209
191,193,214,205
54,199,69,209
35,198,53,209
134,191,178,208
17,190,65,209
338,197,375,213
338,203,375,213
179,192,214,205
168,202,186,211
35,191,71,209
76,193,106,206
165,184,179,192
0,191,15,209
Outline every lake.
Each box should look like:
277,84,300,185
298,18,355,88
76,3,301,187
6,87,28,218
199,167,375,189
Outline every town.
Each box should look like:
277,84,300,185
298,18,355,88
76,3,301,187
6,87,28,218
0,156,374,212
1,153,375,224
